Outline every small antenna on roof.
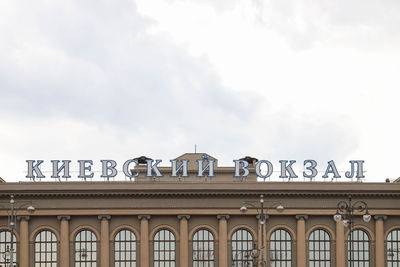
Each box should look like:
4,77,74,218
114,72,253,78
195,144,197,153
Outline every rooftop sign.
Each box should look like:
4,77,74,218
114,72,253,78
25,155,365,181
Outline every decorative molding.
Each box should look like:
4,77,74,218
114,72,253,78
217,214,230,220
98,215,111,220
177,214,190,220
374,215,388,221
16,215,30,221
57,215,71,221
138,214,151,220
295,214,309,220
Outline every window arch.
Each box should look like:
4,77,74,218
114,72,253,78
0,230,17,265
34,230,57,266
114,229,137,266
309,229,331,266
231,229,254,266
75,229,97,266
347,229,369,267
270,229,292,267
193,229,215,266
387,229,400,265
154,229,176,266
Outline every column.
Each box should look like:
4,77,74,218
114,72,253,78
138,215,151,267
98,215,111,267
178,215,190,267
336,220,345,267
295,215,308,267
375,215,387,267
57,216,71,267
217,215,229,267
17,216,30,267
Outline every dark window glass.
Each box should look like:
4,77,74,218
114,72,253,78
387,229,400,266
115,229,137,267
270,229,292,267
309,229,331,267
154,229,175,267
232,229,254,266
193,229,214,267
34,230,58,267
347,229,369,267
0,231,17,265
75,230,97,267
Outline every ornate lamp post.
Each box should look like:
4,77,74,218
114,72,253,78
240,194,284,267
333,195,371,267
1,195,35,267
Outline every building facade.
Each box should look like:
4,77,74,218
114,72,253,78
0,153,400,267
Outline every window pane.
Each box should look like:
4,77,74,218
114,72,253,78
115,230,137,266
309,229,331,266
154,229,175,266
34,230,58,266
0,231,17,264
193,229,214,265
270,229,292,266
347,229,369,267
232,229,254,266
387,229,400,265
75,230,97,266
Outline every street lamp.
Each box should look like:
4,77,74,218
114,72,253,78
0,195,35,267
240,194,284,267
333,195,371,267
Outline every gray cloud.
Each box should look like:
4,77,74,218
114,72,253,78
0,0,258,142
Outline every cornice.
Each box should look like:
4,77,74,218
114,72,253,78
1,181,400,198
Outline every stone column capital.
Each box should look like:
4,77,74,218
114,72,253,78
98,215,111,221
256,214,269,221
17,215,30,221
138,214,151,220
374,215,388,221
217,214,230,220
295,215,309,220
57,215,71,221
177,215,191,220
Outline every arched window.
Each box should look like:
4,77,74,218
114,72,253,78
193,229,214,266
115,229,137,266
75,229,97,266
270,229,292,267
154,229,176,266
0,231,17,265
387,229,400,265
34,230,57,266
347,229,369,267
309,229,331,266
231,229,254,266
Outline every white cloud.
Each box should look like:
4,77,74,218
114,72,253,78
0,0,398,182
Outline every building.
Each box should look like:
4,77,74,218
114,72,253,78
0,153,400,267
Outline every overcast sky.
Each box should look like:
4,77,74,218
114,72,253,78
0,0,399,182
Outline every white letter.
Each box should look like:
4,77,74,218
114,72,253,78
78,160,94,179
146,159,163,177
51,160,71,179
234,160,250,178
322,160,341,178
279,160,298,178
197,155,215,177
101,160,118,179
26,160,45,179
170,160,189,177
345,160,365,178
303,160,317,179
255,160,273,179
123,159,139,178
